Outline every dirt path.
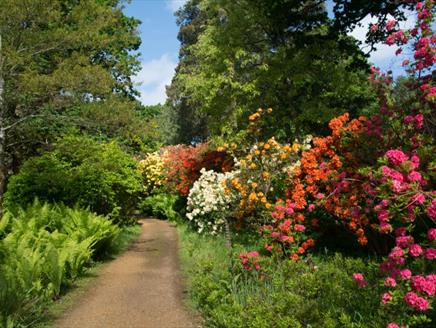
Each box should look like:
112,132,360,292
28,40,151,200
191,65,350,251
55,219,198,328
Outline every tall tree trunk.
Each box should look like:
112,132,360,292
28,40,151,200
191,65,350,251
0,33,6,216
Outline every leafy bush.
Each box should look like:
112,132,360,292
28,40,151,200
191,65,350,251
4,135,143,222
139,193,181,221
0,201,120,327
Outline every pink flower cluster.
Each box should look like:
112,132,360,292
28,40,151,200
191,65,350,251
411,275,436,296
427,199,436,220
239,251,261,271
404,292,429,312
385,149,409,166
352,273,368,288
403,113,424,129
387,323,400,328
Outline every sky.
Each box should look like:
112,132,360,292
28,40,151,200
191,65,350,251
124,0,414,106
123,0,187,106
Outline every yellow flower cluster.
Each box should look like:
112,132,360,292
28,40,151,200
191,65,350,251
138,152,165,194
224,138,302,221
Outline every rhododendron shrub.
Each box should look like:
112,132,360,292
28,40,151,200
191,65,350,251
161,144,207,195
161,143,232,196
186,168,237,234
299,1,436,325
240,2,436,325
352,1,436,325
258,113,368,261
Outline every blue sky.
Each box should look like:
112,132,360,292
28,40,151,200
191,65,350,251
124,0,413,106
123,0,186,105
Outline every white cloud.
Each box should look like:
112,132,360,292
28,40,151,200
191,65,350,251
166,0,187,12
134,54,177,105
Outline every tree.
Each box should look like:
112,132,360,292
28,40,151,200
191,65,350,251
0,0,141,210
166,0,210,144
168,0,375,142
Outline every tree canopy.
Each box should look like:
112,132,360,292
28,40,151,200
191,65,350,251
167,0,378,144
0,0,148,208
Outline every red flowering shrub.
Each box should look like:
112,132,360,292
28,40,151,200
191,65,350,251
161,143,232,196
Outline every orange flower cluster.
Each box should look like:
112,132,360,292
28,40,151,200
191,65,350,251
248,107,273,122
287,113,370,245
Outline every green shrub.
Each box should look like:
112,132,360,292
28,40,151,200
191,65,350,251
4,135,143,222
139,193,181,221
0,201,119,327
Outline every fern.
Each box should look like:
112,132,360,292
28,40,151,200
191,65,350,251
0,201,120,326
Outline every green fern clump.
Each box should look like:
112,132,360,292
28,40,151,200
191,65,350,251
0,201,119,327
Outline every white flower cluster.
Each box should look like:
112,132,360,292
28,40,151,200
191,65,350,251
186,168,236,234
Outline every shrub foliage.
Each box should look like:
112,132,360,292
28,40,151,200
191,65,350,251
4,135,143,222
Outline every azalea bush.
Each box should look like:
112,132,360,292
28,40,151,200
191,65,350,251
220,108,312,230
236,1,436,326
161,143,232,196
186,168,236,234
138,151,165,195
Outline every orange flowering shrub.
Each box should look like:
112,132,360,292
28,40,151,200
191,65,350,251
286,113,371,245
220,108,311,229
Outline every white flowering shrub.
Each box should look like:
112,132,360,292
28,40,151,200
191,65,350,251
186,168,237,234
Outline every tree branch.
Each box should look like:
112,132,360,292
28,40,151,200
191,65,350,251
1,114,43,132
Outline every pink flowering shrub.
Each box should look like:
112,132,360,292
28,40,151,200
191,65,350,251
352,272,368,288
348,1,436,326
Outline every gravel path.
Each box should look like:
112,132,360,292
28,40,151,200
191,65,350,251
55,219,197,328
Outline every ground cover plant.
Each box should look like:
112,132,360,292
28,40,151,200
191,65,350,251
178,224,387,328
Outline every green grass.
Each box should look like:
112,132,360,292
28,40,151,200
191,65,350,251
33,224,141,328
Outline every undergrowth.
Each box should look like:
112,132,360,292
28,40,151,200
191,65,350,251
178,224,398,328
